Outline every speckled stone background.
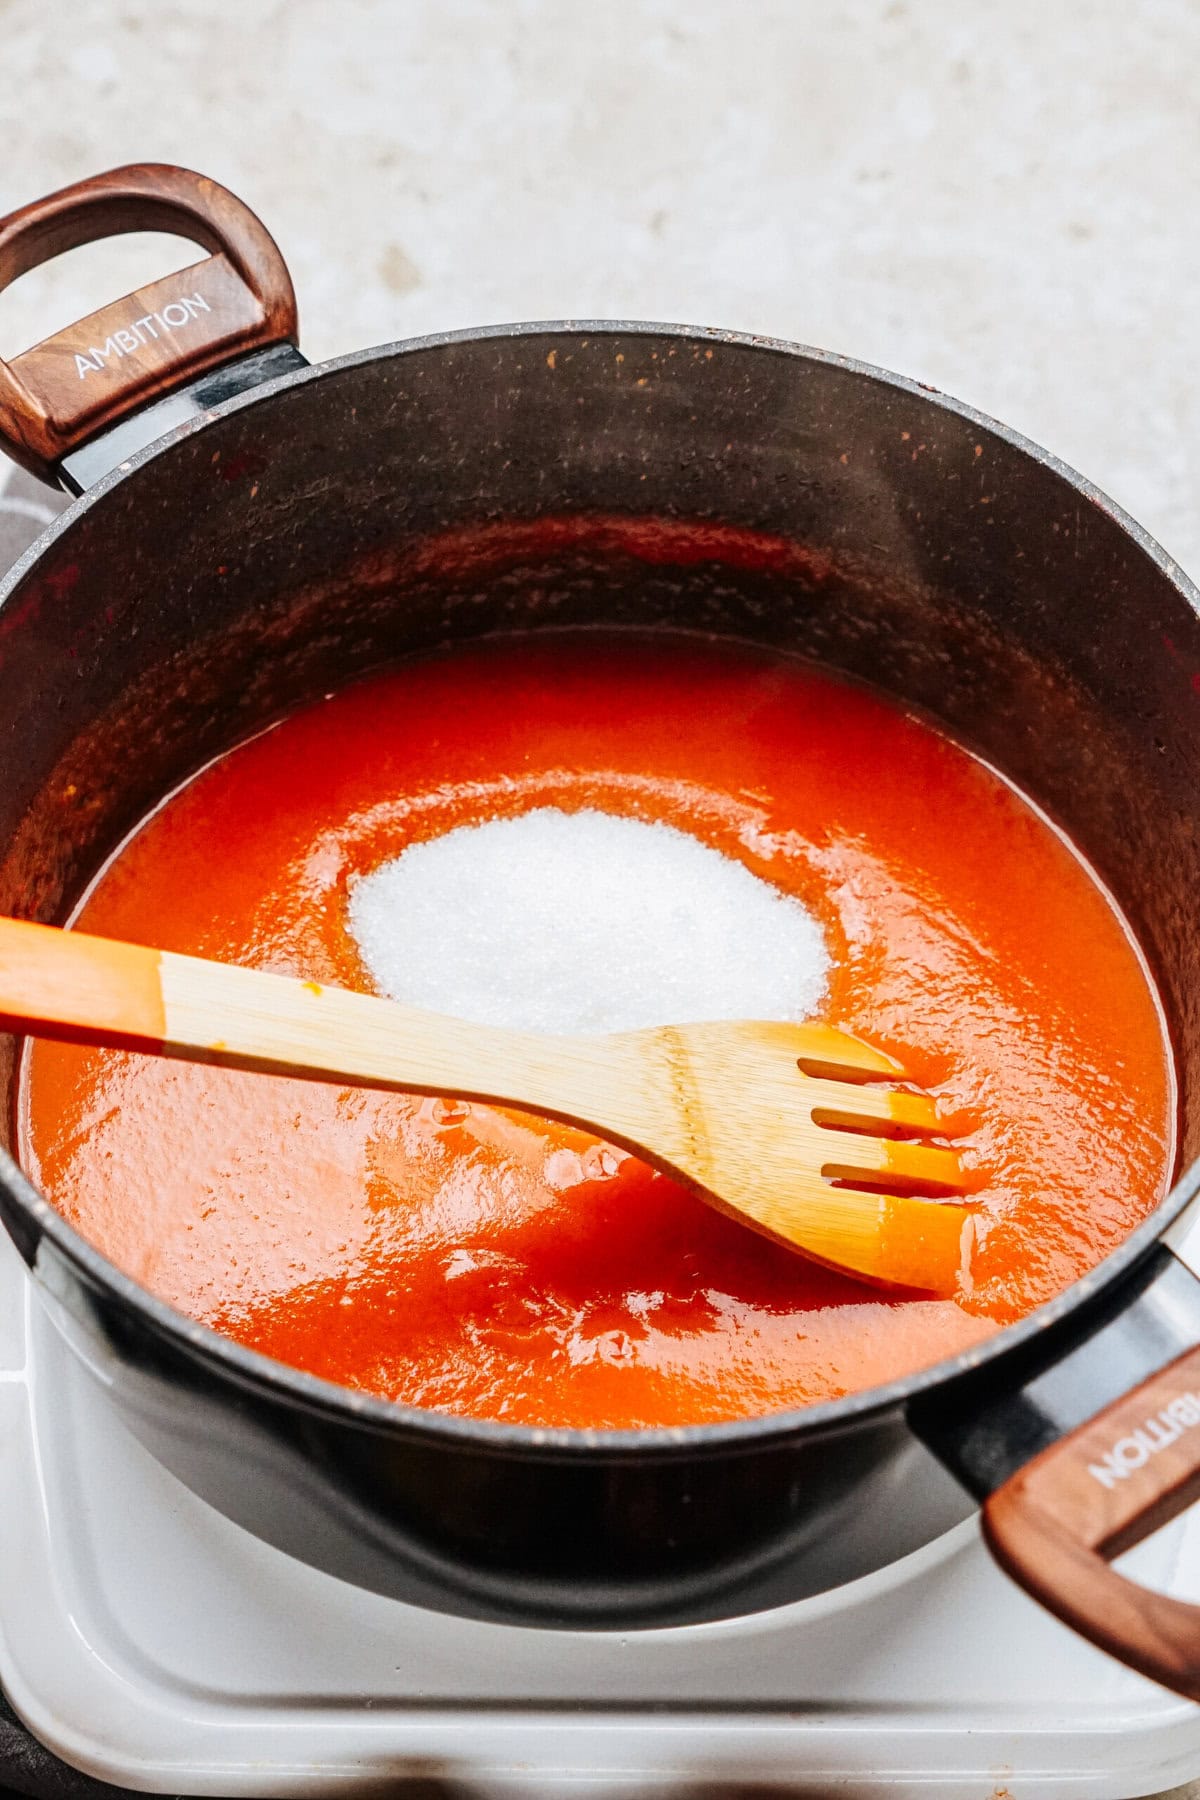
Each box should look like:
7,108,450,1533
3,1,1200,1795
2,0,1200,576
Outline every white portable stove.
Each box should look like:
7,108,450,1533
1,1221,1199,1799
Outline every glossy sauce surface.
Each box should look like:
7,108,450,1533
20,635,1173,1427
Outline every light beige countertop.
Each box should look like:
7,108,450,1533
2,0,1200,576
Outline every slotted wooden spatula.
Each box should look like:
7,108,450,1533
0,915,974,1293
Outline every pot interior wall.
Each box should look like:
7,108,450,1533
1,330,1198,1202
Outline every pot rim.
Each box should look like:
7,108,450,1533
2,316,1196,1458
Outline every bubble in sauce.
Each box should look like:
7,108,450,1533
347,807,830,1034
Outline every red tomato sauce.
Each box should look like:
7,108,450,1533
19,633,1173,1428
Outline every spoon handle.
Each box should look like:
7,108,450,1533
0,914,649,1133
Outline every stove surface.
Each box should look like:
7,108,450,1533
0,1227,1198,1797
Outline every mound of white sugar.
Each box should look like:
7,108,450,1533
347,808,829,1035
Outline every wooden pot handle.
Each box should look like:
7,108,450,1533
984,1340,1200,1698
0,163,298,480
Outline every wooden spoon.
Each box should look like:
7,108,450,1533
0,916,974,1294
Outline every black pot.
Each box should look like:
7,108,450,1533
3,164,1200,1698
